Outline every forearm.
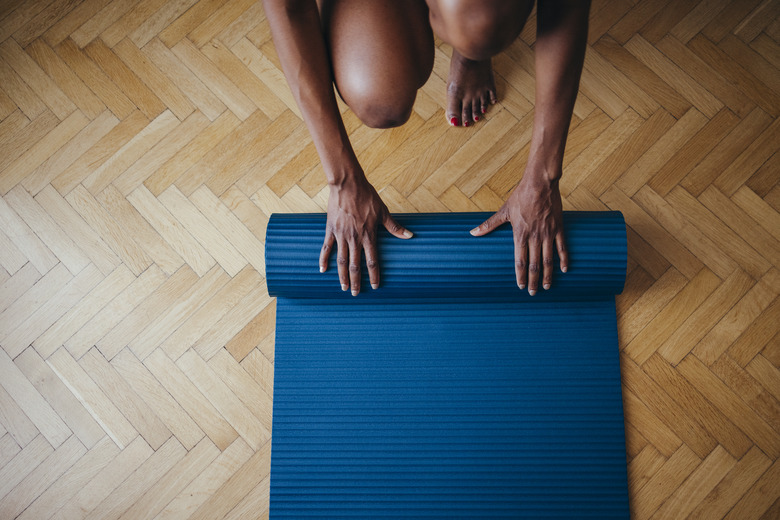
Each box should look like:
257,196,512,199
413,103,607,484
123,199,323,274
263,0,361,185
528,0,590,181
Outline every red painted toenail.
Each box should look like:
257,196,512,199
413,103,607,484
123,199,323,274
464,121,470,127
482,108,486,114
474,116,480,121
450,117,459,126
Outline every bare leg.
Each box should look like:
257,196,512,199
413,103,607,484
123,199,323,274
320,0,434,129
426,0,534,126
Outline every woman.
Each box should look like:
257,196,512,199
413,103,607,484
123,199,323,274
263,0,589,296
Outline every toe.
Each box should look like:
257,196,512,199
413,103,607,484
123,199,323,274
462,104,472,127
446,87,463,127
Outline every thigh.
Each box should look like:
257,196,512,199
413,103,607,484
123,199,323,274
320,0,434,121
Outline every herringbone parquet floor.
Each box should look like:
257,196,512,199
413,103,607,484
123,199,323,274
0,0,778,518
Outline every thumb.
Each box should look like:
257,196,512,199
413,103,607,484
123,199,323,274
384,213,413,239
470,211,506,236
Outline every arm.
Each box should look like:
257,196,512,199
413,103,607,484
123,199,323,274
470,0,589,295
263,0,411,295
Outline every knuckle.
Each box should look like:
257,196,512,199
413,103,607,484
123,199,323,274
528,263,539,273
349,264,360,273
321,243,330,252
366,259,378,269
337,256,348,266
543,256,553,266
515,260,526,269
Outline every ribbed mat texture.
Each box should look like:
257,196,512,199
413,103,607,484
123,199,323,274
266,212,630,518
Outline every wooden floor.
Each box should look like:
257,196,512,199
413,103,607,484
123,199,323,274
0,0,778,518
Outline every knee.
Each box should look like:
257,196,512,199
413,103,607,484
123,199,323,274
337,79,416,129
432,0,533,60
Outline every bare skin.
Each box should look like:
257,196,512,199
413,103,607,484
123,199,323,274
264,0,589,295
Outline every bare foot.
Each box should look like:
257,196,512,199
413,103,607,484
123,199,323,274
446,49,497,127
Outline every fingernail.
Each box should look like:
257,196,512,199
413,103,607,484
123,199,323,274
351,289,358,296
341,284,348,291
528,289,536,296
561,266,568,273
319,266,325,273
519,284,526,290
403,230,413,238
371,283,379,290
474,116,479,121
450,117,459,126
469,228,478,236
543,283,550,290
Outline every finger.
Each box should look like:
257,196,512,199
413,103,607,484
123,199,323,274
514,233,528,290
542,238,554,290
384,213,413,240
470,211,506,236
348,240,361,296
319,231,335,273
364,238,380,290
556,228,569,274
527,237,541,296
336,238,349,292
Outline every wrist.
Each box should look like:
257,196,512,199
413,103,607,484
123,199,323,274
524,155,562,184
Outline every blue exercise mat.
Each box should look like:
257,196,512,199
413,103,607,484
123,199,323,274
266,212,630,518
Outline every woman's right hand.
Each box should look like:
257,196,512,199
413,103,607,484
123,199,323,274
320,173,413,295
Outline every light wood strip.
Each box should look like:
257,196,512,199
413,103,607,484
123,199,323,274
97,264,200,360
16,436,117,520
15,347,105,450
688,446,772,520
51,435,152,520
0,383,38,449
127,185,216,276
51,109,150,196
158,186,247,276
32,265,135,358
66,184,154,276
3,185,90,275
128,264,230,360
82,110,180,195
80,348,172,450
0,263,73,353
0,110,90,196
117,437,219,520
0,435,85,520
693,269,780,365
55,38,136,119
111,348,205,451
47,347,137,449
161,265,263,360
112,110,211,196
679,354,780,458
63,264,166,359
33,184,121,275
177,349,270,449
0,262,42,316
143,37,227,121
24,111,120,197
97,184,185,275
82,436,185,520
145,349,238,451
156,437,254,520
188,440,271,520
0,38,76,120
2,263,103,359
